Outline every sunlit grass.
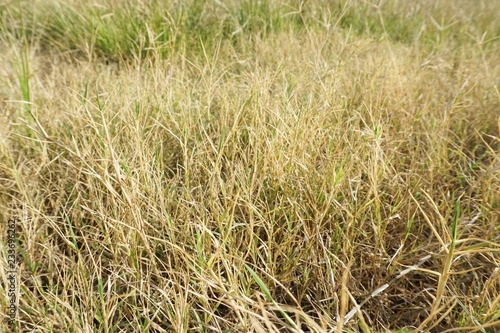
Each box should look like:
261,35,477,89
1,0,499,332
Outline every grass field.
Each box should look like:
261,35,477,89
1,0,499,332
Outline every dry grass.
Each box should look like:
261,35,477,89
1,0,500,332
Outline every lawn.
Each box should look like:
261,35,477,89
1,0,499,332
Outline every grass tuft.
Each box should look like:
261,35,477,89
1,0,499,332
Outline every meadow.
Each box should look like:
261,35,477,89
0,0,499,332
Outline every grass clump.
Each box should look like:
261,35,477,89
1,0,500,332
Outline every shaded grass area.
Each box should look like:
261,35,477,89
2,0,307,61
2,0,500,62
1,0,500,332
